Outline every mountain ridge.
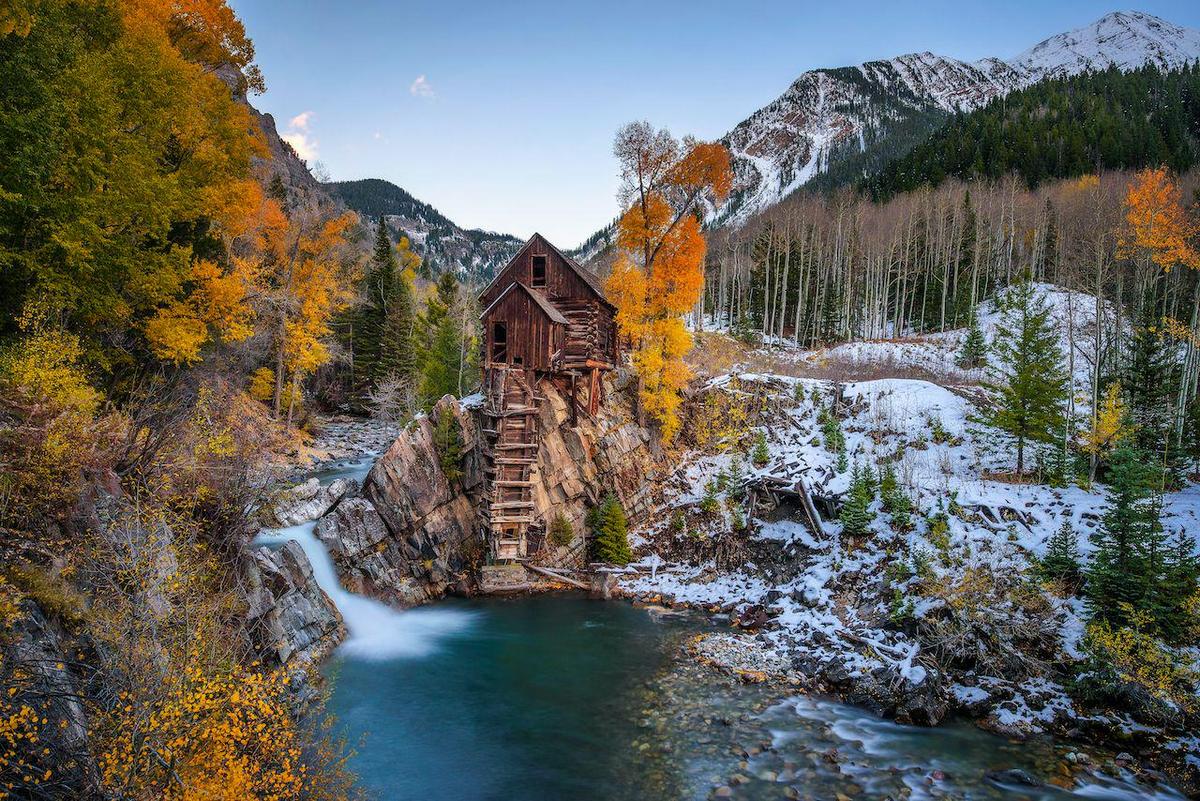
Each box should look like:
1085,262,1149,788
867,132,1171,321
716,9,1200,225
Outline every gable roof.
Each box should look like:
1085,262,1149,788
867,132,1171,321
481,280,569,325
480,233,615,310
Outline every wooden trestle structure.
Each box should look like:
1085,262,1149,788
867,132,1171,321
480,366,543,560
476,233,619,562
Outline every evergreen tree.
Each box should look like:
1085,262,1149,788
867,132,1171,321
549,512,574,548
751,430,770,467
418,272,469,408
880,462,914,531
1085,445,1163,630
1041,519,1082,590
590,493,632,565
432,406,464,485
957,313,987,369
838,463,875,538
1152,528,1199,646
989,280,1068,477
1124,297,1179,467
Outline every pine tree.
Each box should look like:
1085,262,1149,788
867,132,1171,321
989,279,1068,477
1124,297,1179,467
432,407,464,485
1041,519,1082,591
1085,445,1162,630
838,463,875,538
1152,528,1199,646
590,493,632,565
419,272,468,408
549,512,574,548
751,430,770,467
880,462,913,531
957,313,987,369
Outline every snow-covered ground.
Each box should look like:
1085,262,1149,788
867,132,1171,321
619,364,1200,772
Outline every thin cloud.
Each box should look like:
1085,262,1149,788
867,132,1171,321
282,110,318,161
289,110,315,130
409,74,435,99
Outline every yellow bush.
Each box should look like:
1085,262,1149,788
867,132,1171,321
1084,609,1198,711
0,309,118,532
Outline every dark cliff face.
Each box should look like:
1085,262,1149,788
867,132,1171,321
313,375,664,607
214,63,322,199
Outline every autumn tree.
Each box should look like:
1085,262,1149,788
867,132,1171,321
1080,382,1131,485
0,0,265,384
605,121,731,439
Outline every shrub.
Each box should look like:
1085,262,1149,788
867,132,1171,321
927,510,951,555
589,493,631,565
751,430,770,467
1076,611,1198,716
549,512,574,547
432,408,464,484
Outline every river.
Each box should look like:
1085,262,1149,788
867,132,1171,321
252,457,1185,801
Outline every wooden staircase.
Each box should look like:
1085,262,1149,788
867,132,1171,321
481,366,543,561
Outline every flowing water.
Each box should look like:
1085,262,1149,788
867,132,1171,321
254,461,1184,801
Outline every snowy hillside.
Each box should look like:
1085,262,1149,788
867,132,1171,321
620,370,1200,765
717,10,1200,226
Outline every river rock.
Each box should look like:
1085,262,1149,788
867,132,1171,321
315,496,429,606
845,665,948,726
269,477,356,526
246,540,344,665
985,768,1042,788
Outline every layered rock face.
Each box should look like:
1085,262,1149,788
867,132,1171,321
245,540,344,668
315,375,663,605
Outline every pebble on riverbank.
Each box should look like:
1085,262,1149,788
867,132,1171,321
688,632,800,685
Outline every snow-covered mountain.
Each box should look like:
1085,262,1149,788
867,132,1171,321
325,178,524,280
718,10,1200,226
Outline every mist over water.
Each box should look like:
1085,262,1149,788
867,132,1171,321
253,522,477,661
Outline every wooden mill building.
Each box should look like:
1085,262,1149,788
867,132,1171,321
477,234,619,561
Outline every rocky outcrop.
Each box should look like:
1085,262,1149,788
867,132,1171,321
245,541,344,667
357,398,482,600
314,375,664,605
314,497,428,606
3,602,100,800
266,477,355,527
532,372,664,543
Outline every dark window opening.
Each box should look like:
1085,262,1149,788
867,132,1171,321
531,254,547,288
491,321,507,363
512,355,523,367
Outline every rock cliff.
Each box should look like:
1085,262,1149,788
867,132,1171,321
314,374,664,606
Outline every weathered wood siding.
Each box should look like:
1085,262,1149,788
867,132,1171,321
480,233,619,369
482,288,563,370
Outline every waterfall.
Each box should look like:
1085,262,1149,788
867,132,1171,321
255,520,476,662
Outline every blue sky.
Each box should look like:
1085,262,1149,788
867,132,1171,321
230,1,1200,245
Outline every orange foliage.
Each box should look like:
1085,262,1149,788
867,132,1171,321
1118,167,1199,271
607,122,731,440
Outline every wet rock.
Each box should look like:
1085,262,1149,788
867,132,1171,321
985,768,1042,787
269,477,355,526
845,666,948,726
246,540,344,665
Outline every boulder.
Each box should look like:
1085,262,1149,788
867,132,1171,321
269,477,356,527
245,540,344,666
845,665,949,726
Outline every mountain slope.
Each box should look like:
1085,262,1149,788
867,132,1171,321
717,10,1200,225
326,178,524,280
867,64,1200,199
